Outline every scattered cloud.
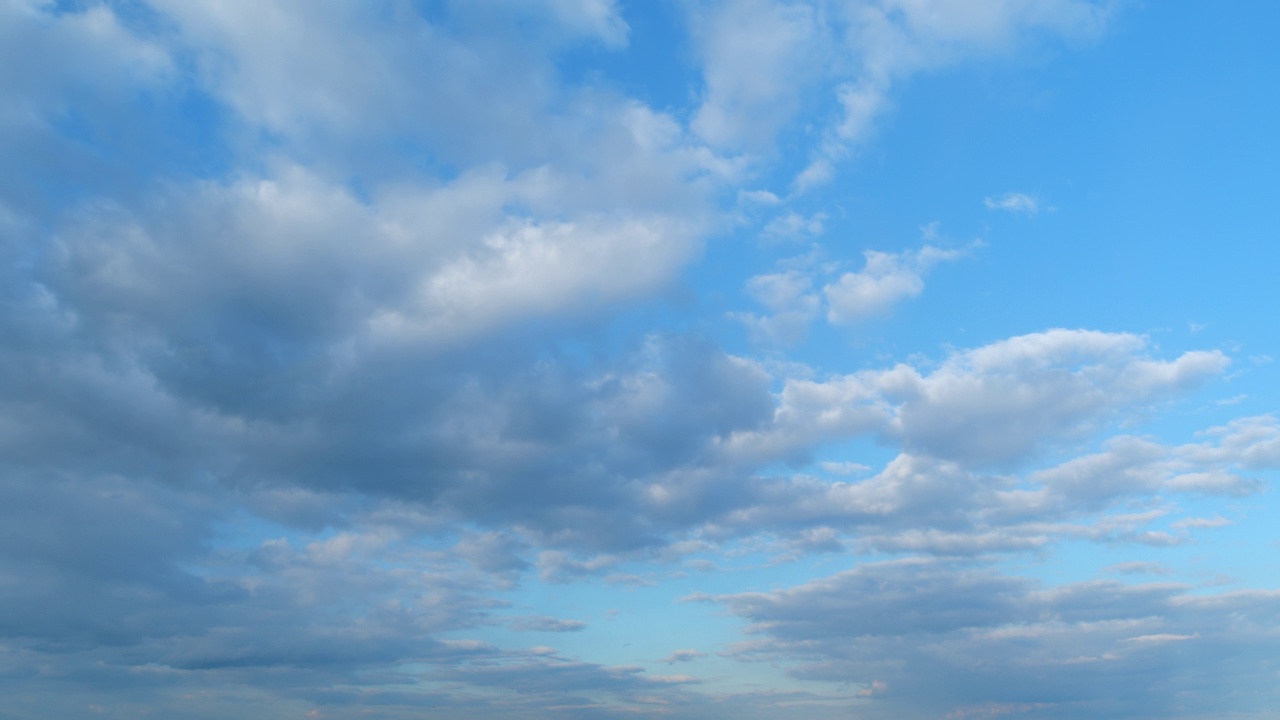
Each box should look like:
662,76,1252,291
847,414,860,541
661,649,707,664
761,211,827,242
739,189,782,205
1171,516,1233,530
824,244,973,324
736,269,822,344
1104,561,1173,576
984,191,1041,215
510,616,590,633
689,0,825,150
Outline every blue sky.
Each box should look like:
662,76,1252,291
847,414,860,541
3,1,1279,718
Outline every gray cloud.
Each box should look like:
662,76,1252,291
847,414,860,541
713,559,1280,719
510,616,589,633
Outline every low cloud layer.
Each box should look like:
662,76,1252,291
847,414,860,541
714,559,1280,719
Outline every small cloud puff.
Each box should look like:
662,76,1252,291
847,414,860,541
1170,516,1233,530
509,616,589,633
761,211,827,241
824,244,974,324
661,649,706,664
984,192,1040,215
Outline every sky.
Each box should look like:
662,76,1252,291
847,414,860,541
2,1,1280,718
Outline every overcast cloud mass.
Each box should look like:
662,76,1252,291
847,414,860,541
3,1,1279,718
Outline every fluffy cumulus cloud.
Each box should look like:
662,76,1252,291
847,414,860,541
3,1,1278,719
721,330,1228,467
824,244,971,323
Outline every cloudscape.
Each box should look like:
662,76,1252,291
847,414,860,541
3,1,1279,718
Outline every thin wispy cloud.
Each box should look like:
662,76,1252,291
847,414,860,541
984,191,1041,214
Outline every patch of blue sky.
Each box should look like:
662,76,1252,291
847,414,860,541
555,1,702,113
462,549,871,689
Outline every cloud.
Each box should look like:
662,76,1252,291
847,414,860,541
713,559,1280,719
144,0,631,157
46,144,715,358
824,245,970,324
1170,516,1232,530
677,332,1260,557
723,329,1228,470
1182,414,1280,470
736,270,822,345
0,1,179,211
2,3,1275,719
984,192,1040,214
738,189,782,205
5,297,1252,712
801,0,1110,189
380,210,703,345
509,616,589,633
690,0,825,150
661,649,707,664
1104,562,1172,576
761,211,826,242
685,0,1114,186
456,531,532,578
496,0,631,47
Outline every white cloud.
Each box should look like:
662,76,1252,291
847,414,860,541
379,212,702,346
800,0,1111,189
49,113,716,353
504,0,631,47
736,269,821,345
509,615,589,632
661,648,707,664
1182,415,1280,470
721,329,1229,469
824,244,970,324
984,191,1040,214
1171,516,1232,530
690,0,825,149
7,0,727,376
739,188,782,205
761,211,827,241
0,1,174,98
791,157,837,194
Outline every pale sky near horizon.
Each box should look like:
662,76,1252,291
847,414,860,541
3,1,1280,718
